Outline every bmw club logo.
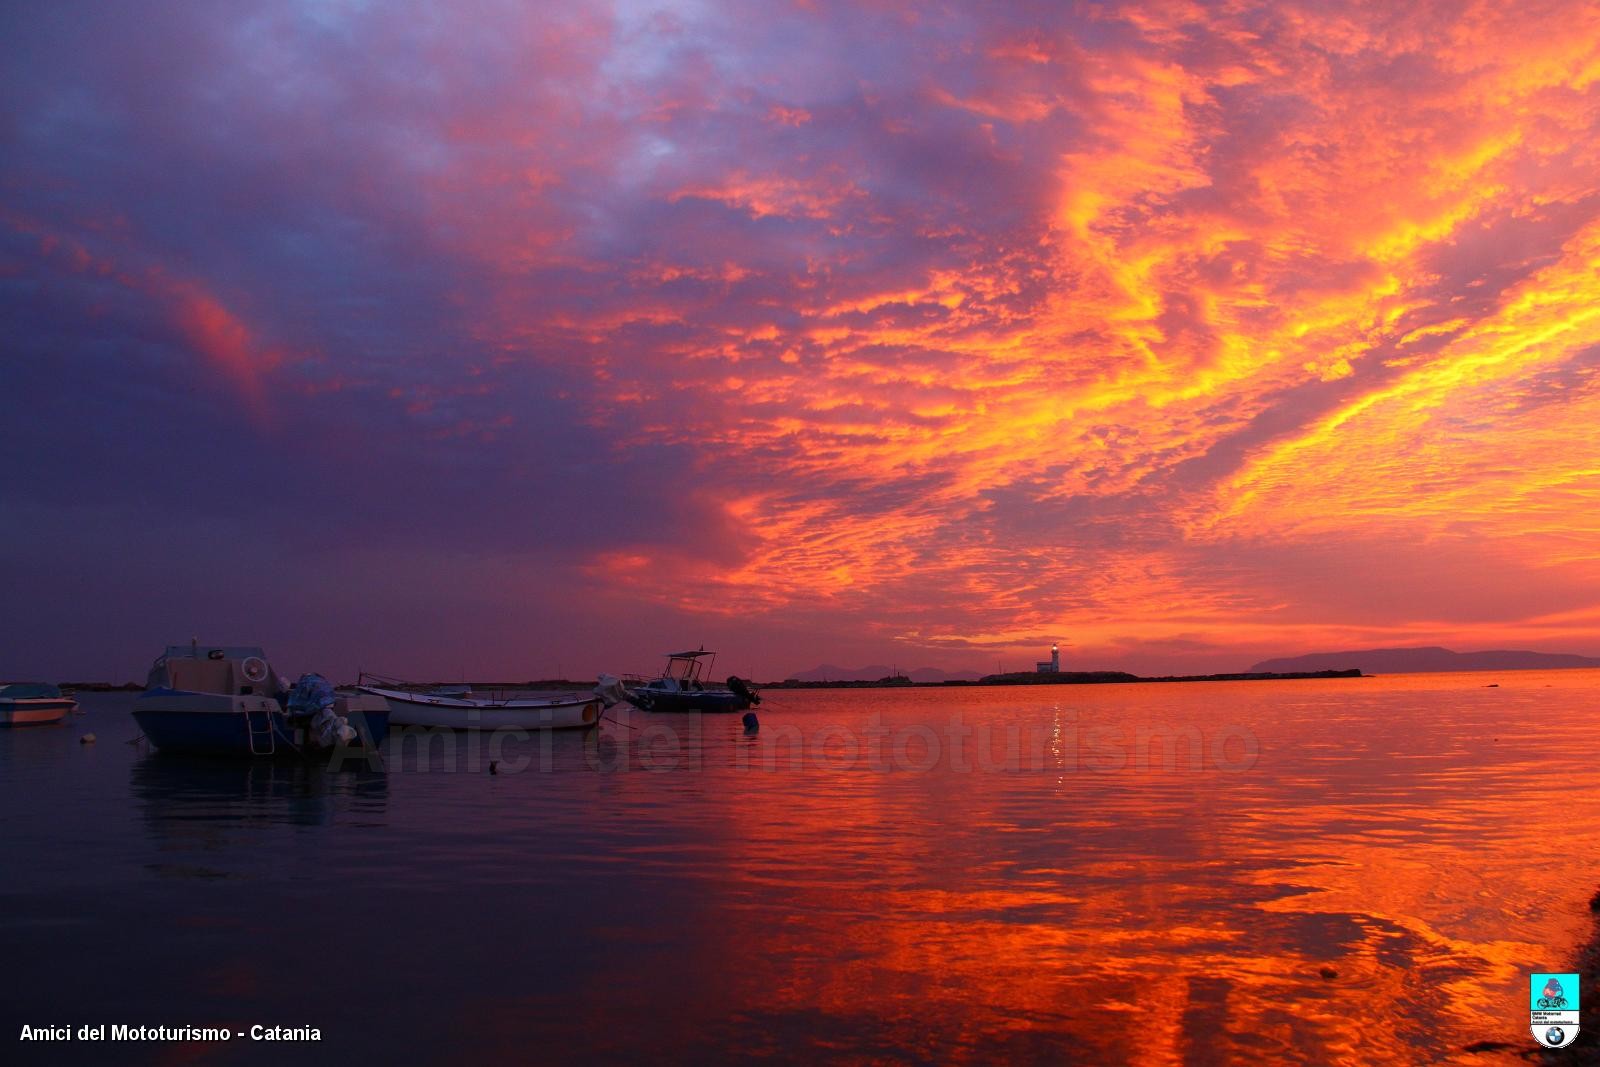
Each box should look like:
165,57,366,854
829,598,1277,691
1530,973,1580,1048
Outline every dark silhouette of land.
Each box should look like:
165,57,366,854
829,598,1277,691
787,664,983,683
1251,645,1600,674
766,668,1362,689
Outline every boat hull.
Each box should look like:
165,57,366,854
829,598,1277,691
134,707,283,755
360,687,601,730
338,695,391,748
0,698,77,726
133,692,389,756
627,688,751,713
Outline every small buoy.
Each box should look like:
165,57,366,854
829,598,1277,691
741,712,759,734
1318,966,1338,980
80,733,96,745
490,760,499,775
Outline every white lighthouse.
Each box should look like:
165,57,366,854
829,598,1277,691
1036,643,1061,673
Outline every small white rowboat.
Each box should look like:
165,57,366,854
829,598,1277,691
357,686,603,730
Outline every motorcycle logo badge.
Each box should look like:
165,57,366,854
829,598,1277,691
1530,972,1579,1048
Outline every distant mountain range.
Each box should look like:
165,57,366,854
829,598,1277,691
1250,646,1600,674
786,664,985,683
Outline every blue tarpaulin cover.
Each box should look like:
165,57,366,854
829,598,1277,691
286,674,336,719
0,683,64,699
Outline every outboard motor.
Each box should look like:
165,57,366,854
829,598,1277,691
726,676,761,706
287,673,356,747
593,674,631,709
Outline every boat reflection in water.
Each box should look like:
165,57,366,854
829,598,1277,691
130,752,388,863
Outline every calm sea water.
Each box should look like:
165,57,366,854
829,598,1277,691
4,671,1597,1065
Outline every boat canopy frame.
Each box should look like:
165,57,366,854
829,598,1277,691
661,649,716,686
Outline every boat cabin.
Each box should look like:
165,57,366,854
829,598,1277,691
147,645,281,696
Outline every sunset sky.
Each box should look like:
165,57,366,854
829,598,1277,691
5,1,1600,682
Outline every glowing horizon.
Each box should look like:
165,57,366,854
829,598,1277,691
5,2,1600,681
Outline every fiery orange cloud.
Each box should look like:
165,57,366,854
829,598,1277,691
539,1,1600,669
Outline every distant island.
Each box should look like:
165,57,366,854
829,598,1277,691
1250,645,1600,674
974,669,1362,686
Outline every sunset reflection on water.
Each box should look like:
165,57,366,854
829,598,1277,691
545,673,1593,1063
4,674,1595,1065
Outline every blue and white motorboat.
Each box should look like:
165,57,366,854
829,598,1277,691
624,649,760,713
133,644,389,757
0,683,77,726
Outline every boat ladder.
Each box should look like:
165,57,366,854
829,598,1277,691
244,705,277,756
